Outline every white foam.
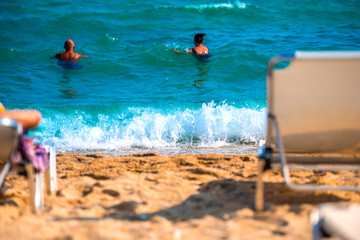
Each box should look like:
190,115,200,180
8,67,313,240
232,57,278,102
158,1,246,11
38,101,266,152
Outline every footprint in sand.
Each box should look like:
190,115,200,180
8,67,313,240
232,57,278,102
102,189,120,197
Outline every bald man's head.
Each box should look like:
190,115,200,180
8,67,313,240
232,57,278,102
64,39,74,51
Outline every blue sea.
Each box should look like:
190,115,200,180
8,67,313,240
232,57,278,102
1,0,360,155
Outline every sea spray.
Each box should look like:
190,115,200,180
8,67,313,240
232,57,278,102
38,101,266,152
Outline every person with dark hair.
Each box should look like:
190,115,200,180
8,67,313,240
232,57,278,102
54,39,88,61
173,33,210,55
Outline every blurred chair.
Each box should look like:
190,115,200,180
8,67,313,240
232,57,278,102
311,204,360,240
0,117,57,213
255,51,360,212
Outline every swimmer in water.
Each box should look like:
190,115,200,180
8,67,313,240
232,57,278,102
53,39,88,60
173,33,210,55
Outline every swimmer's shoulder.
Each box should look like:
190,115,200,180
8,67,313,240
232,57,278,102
204,46,210,54
193,46,210,55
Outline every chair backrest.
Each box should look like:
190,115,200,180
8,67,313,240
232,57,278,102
0,118,23,170
266,51,360,153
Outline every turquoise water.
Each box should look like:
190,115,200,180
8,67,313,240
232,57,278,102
1,0,360,154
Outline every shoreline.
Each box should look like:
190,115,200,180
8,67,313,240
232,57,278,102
1,152,359,239
61,144,259,157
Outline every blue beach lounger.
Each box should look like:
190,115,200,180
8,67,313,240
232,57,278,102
255,51,360,212
0,117,57,213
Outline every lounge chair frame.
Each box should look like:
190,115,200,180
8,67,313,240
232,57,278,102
0,117,57,213
255,51,360,212
0,117,22,187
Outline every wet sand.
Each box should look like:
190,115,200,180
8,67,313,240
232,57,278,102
0,153,359,239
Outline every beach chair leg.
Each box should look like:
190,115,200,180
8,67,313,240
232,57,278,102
35,172,44,210
26,164,36,213
310,209,322,240
255,159,265,212
0,161,11,190
45,146,57,194
26,164,44,213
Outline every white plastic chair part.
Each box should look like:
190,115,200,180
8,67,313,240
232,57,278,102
44,145,57,194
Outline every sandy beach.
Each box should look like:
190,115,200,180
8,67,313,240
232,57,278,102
0,153,359,240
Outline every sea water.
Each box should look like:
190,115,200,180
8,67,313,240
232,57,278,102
1,0,359,155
